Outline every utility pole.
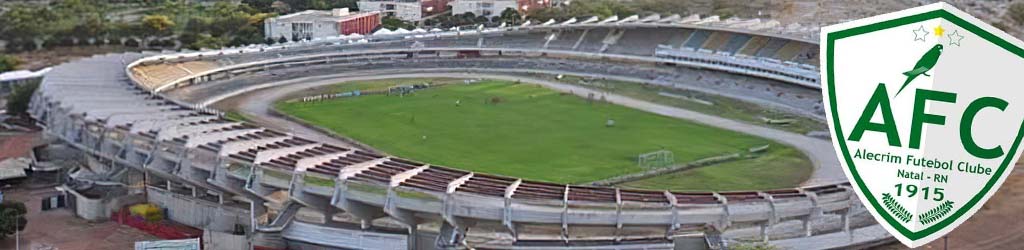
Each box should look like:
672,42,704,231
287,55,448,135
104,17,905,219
12,213,19,250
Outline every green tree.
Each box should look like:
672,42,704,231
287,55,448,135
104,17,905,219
0,0,278,52
382,17,415,30
188,33,228,50
0,201,27,238
141,15,176,36
527,0,635,22
71,13,109,40
499,8,521,25
628,0,694,15
243,0,277,13
0,55,21,73
6,81,39,116
0,5,56,50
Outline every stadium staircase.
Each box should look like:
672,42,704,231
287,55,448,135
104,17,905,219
571,29,590,50
705,230,728,250
436,221,466,249
252,202,302,250
599,29,626,53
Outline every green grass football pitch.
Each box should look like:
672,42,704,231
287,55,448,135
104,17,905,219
276,80,810,187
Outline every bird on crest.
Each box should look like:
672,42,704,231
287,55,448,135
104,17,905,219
896,44,943,96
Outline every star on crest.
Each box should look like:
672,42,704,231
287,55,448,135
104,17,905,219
913,25,930,42
933,25,945,37
948,29,964,46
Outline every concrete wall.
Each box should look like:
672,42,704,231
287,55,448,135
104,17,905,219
265,20,340,41
147,187,250,232
282,221,409,249
69,190,106,221
66,188,145,221
203,229,250,250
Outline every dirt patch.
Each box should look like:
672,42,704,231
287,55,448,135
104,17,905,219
0,186,159,250
11,45,136,71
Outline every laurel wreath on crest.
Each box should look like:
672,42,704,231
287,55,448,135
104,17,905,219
919,200,955,225
882,193,913,223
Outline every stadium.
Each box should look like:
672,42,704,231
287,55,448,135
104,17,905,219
28,14,891,249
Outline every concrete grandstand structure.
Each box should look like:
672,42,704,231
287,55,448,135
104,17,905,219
30,14,890,250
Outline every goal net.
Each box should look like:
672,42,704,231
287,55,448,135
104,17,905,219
638,150,675,169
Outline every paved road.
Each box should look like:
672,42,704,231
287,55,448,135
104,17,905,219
200,71,845,186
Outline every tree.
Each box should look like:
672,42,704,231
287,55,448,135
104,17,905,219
277,0,357,11
0,201,27,238
188,33,228,50
526,0,636,22
629,0,695,16
0,55,21,73
243,0,277,13
141,15,176,36
499,8,521,25
0,5,57,50
381,17,415,30
6,81,39,116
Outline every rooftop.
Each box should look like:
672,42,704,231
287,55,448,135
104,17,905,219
0,132,38,161
272,8,377,23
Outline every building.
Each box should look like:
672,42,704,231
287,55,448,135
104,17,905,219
358,0,451,22
264,8,381,41
451,0,517,18
517,0,552,13
451,0,551,18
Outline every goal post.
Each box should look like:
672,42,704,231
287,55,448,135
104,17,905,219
638,150,675,169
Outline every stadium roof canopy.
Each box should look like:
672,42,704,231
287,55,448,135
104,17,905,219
0,68,50,82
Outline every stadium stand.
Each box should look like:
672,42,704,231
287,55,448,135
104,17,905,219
30,19,885,250
662,29,693,49
423,37,479,48
754,38,789,58
608,28,675,56
131,61,222,90
773,42,807,61
736,36,770,56
597,29,626,52
545,30,585,50
576,28,611,52
482,32,547,49
683,30,712,49
794,46,820,65
719,34,753,54
700,32,732,51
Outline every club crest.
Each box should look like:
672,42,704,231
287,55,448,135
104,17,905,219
821,3,1024,247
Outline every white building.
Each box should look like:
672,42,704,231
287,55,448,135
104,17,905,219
264,8,381,41
358,0,451,22
451,0,517,18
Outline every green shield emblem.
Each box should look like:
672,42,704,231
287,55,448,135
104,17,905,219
822,3,1024,247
